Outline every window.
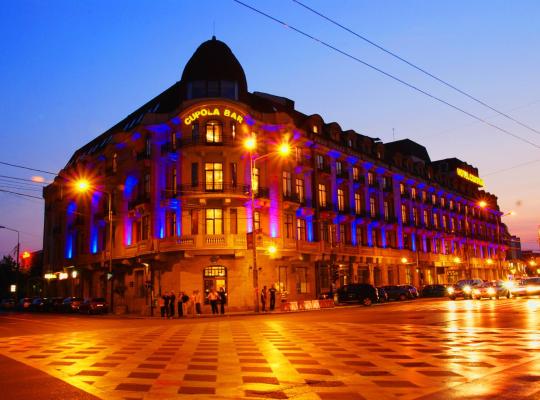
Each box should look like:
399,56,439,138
411,187,417,200
253,211,261,232
400,183,405,194
190,210,198,235
296,218,306,241
295,178,305,203
231,122,236,141
339,224,345,243
145,137,151,157
413,207,419,225
370,197,376,218
282,171,292,196
203,266,227,304
384,201,389,220
191,163,199,187
205,162,223,191
295,147,303,163
252,167,259,194
423,210,429,227
171,131,177,150
383,176,391,190
230,208,237,234
433,212,439,229
112,153,118,173
368,172,374,186
284,214,294,239
449,200,454,210
443,215,448,230
144,173,151,196
336,161,342,175
296,267,308,293
431,194,436,204
441,197,446,208
337,189,345,211
316,154,324,169
401,204,408,224
318,184,327,207
141,215,150,241
231,163,237,188
192,123,199,143
422,191,427,202
352,167,359,181
205,121,222,143
312,125,318,133
167,211,177,237
206,209,223,234
278,266,288,294
355,193,362,214
356,224,364,245
320,221,329,242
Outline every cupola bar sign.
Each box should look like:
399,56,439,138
183,107,244,125
456,167,484,187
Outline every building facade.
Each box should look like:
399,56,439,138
43,37,510,313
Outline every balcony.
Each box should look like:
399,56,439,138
283,192,300,203
178,183,249,197
128,195,151,210
336,170,349,179
180,134,235,147
317,164,331,174
318,202,335,212
254,187,269,199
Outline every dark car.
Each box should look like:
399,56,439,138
337,284,378,306
400,284,419,298
381,285,414,301
376,287,389,302
79,298,108,314
62,297,83,313
0,298,16,310
421,284,447,297
29,297,45,312
18,297,34,311
447,279,484,300
42,297,65,312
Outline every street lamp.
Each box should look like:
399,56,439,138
74,179,114,311
0,225,20,300
244,137,290,312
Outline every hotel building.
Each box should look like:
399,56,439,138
42,37,510,312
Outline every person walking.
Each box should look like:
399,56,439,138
182,291,190,317
269,284,277,311
163,292,170,318
260,285,268,312
218,287,227,315
159,295,166,318
169,291,176,319
208,288,219,315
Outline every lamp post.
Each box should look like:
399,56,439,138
74,180,114,311
0,225,20,300
244,138,290,313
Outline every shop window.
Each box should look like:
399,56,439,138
296,267,308,293
203,266,227,304
278,266,288,294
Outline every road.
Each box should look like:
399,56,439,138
0,297,539,399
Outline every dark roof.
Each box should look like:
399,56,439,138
384,139,431,163
180,36,248,96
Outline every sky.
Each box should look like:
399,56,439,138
1,0,539,257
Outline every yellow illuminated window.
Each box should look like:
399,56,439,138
205,121,223,143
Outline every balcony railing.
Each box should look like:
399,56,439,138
178,183,249,196
319,202,335,211
180,134,236,147
283,192,300,203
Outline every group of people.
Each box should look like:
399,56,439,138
158,288,226,318
260,284,277,312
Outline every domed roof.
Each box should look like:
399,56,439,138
181,36,248,95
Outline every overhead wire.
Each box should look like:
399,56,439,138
0,188,43,200
292,0,540,136
0,161,56,176
232,0,540,150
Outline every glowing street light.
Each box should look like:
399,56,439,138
401,257,408,264
244,140,291,312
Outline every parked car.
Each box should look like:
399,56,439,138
511,277,540,297
0,298,16,310
62,297,83,313
42,297,65,312
447,279,484,300
337,284,378,306
18,297,34,310
381,285,414,301
29,297,45,312
400,284,419,298
376,287,389,302
79,298,108,314
421,284,448,298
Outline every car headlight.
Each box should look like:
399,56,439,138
526,285,540,293
503,281,514,290
463,285,472,294
472,288,481,295
487,287,495,295
447,287,455,294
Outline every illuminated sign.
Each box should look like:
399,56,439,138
456,168,484,187
183,107,244,125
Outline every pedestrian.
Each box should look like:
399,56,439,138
194,290,202,316
182,291,190,317
261,285,268,312
269,284,276,311
159,295,166,318
177,291,184,318
208,288,219,315
169,291,176,319
218,287,227,315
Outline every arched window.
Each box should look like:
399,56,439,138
205,120,222,143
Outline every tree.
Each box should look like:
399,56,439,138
0,255,17,298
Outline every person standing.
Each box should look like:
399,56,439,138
169,291,176,319
194,290,202,316
208,288,219,315
182,291,190,317
218,287,227,315
177,291,184,318
159,295,166,318
269,284,277,311
163,292,170,318
260,285,268,312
